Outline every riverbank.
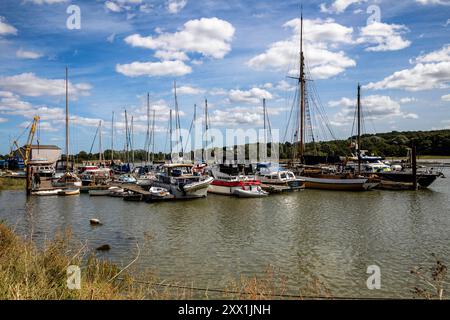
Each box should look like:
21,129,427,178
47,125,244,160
0,222,303,300
0,177,25,191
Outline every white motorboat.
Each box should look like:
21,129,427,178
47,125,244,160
149,186,170,197
33,189,63,196
151,164,213,199
52,172,82,188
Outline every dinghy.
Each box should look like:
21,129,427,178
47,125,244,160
233,185,268,198
58,189,80,196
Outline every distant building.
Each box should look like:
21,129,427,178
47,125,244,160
14,145,62,165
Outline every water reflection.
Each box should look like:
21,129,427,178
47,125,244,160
1,170,449,298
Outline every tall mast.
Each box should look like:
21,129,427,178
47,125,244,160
125,109,129,164
174,80,183,155
169,109,173,163
263,98,267,146
111,112,114,163
131,115,135,164
65,66,69,171
299,8,305,164
357,83,361,175
99,120,103,162
151,109,155,163
204,99,209,162
146,93,150,164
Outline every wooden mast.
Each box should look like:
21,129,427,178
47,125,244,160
65,66,69,171
299,9,305,164
357,84,361,175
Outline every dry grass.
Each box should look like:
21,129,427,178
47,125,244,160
0,222,332,300
0,177,25,191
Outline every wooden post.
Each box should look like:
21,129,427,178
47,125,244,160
412,143,418,190
26,164,32,195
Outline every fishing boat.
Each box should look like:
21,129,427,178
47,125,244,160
256,163,305,191
208,164,266,196
57,188,80,196
33,189,63,196
151,164,213,199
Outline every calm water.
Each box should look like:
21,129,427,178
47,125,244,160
1,169,449,298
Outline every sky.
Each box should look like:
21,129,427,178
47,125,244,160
0,0,449,155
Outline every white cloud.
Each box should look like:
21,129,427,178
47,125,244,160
124,17,235,59
116,60,192,77
329,95,418,126
228,88,273,104
365,62,450,91
365,45,450,91
442,94,450,101
399,97,418,104
416,0,450,5
154,50,189,61
357,22,411,52
105,1,122,12
320,0,366,14
0,16,17,36
0,117,8,123
139,4,152,13
209,106,285,127
167,0,188,14
105,0,143,12
173,85,204,95
16,49,43,59
247,18,355,79
413,44,450,63
275,80,296,91
0,73,91,98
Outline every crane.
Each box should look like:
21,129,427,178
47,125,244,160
12,115,40,166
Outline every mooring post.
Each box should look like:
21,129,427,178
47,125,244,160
26,164,32,195
412,143,418,191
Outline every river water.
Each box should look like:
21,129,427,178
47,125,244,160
1,169,449,298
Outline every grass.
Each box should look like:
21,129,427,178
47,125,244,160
1,222,330,300
0,177,25,191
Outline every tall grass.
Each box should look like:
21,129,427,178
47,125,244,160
0,177,25,191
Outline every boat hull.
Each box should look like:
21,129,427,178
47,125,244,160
300,176,377,191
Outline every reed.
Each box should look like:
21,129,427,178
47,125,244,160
0,222,332,300
0,177,25,191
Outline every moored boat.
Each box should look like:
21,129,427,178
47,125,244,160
33,189,63,196
57,188,80,196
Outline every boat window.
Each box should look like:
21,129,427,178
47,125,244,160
280,173,287,179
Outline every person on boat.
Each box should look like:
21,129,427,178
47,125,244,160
33,172,41,189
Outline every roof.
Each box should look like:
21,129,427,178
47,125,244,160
29,145,61,150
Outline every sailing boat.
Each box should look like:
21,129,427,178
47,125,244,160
291,13,377,191
52,67,82,189
346,85,442,189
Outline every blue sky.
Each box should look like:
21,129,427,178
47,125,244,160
0,0,449,155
